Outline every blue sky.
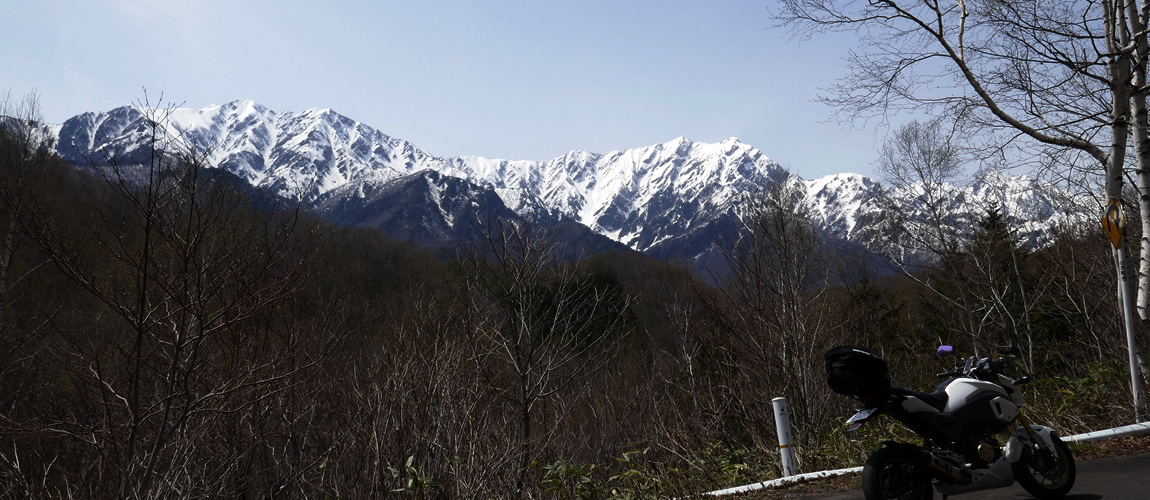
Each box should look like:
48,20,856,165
3,0,892,179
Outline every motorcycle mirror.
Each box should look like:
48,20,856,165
937,345,954,357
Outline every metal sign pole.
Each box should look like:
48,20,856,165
1114,247,1144,423
1104,198,1144,423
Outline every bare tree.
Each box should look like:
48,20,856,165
0,91,55,330
20,96,325,497
775,0,1150,410
866,120,1048,364
717,178,844,451
458,214,630,496
870,119,968,265
0,91,60,453
774,1,1126,280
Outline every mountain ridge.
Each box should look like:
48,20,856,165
49,100,1081,269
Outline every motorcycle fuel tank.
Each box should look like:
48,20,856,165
944,379,1017,420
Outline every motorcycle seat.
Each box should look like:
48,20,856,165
889,385,949,411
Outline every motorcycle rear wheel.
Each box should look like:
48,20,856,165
1011,434,1075,498
862,446,933,500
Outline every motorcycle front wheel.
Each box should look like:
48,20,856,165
862,446,933,500
1011,434,1075,498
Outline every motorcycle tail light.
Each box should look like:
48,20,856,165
859,393,875,404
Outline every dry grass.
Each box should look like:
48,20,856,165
1066,433,1150,460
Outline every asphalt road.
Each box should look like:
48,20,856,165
801,452,1150,499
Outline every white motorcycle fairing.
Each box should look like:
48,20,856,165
1004,424,1059,462
933,424,1059,496
943,379,1008,412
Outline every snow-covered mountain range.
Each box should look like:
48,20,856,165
49,100,1081,266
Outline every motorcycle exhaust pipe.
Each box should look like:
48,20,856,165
919,450,973,485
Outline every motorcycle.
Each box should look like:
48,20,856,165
824,344,1075,499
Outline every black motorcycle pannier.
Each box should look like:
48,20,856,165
824,346,890,395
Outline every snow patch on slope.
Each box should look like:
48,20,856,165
52,100,1082,257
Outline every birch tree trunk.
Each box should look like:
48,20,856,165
1118,0,1150,385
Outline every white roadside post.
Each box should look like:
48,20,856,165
772,397,799,477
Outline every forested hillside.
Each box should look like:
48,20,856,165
0,97,1141,498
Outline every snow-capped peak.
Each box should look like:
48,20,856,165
47,99,1083,266
53,101,800,253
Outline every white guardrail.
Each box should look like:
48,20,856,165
706,401,1150,497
